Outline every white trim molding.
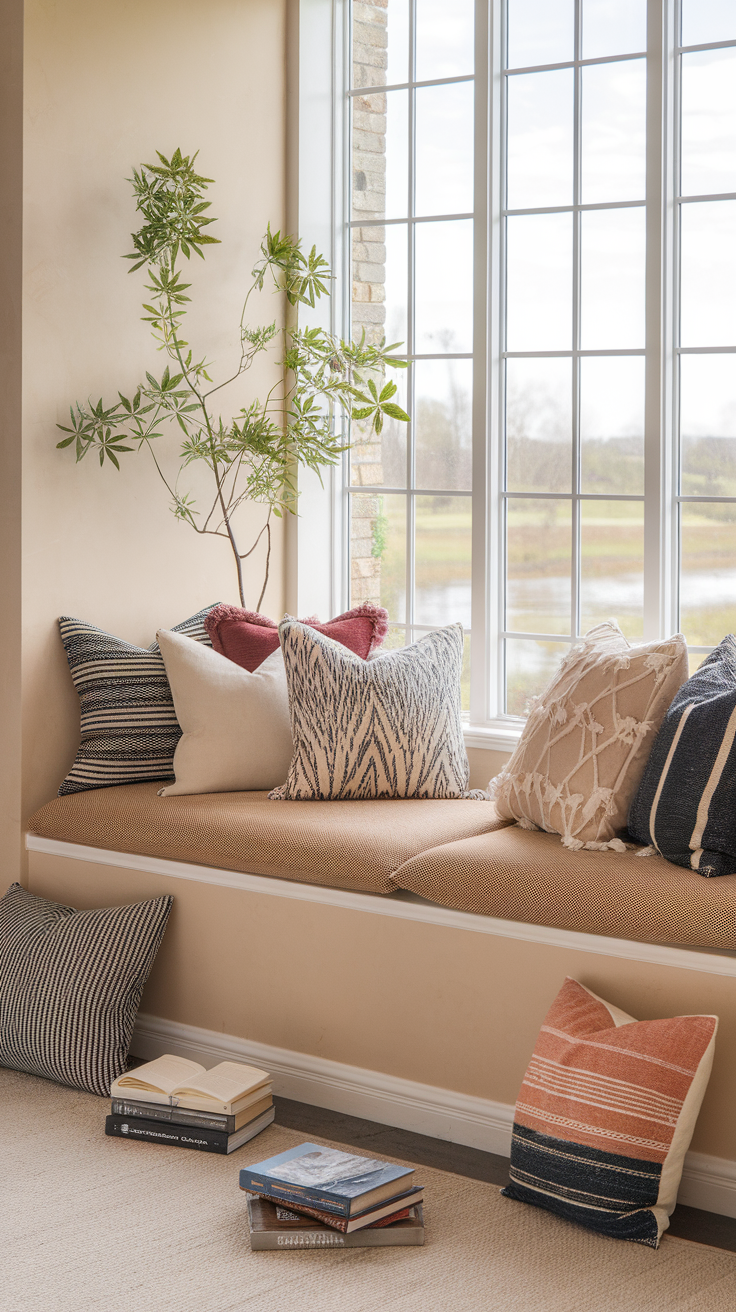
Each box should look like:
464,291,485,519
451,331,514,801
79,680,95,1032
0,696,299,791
131,1011,736,1219
26,833,736,979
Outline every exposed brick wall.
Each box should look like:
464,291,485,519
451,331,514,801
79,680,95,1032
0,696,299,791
350,0,388,606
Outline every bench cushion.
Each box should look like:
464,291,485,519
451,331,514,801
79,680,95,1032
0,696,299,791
27,783,511,895
391,824,736,949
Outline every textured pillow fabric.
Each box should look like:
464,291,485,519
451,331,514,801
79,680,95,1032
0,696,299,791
204,603,389,671
0,883,173,1097
157,629,293,796
502,977,717,1248
58,604,218,795
628,635,736,876
489,622,688,850
271,620,479,801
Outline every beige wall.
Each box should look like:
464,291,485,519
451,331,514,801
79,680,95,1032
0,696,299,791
18,0,288,841
28,849,736,1165
467,746,510,790
0,0,24,883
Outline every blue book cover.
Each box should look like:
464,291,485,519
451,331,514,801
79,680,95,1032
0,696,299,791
239,1143,415,1217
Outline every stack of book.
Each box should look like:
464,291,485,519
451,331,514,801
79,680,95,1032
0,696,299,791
106,1053,274,1154
240,1143,425,1249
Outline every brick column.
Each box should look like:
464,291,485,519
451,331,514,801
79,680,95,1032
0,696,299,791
350,0,388,607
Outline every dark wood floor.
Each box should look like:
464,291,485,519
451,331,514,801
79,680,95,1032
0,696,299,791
274,1095,736,1255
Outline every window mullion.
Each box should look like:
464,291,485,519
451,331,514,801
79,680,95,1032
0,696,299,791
470,0,493,724
571,0,582,639
405,0,416,639
643,0,674,641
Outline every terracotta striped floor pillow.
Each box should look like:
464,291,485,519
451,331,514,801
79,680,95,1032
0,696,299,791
502,978,717,1247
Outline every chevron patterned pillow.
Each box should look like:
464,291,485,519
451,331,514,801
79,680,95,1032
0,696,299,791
270,619,481,801
0,883,173,1096
58,604,219,795
502,977,717,1248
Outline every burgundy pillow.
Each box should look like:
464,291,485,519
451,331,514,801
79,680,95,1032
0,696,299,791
204,604,389,672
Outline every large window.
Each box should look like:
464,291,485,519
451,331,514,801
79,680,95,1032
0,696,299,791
344,0,736,733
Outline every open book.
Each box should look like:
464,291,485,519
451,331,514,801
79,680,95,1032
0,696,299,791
110,1054,271,1115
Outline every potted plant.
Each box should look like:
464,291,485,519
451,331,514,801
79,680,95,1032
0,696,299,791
57,149,409,607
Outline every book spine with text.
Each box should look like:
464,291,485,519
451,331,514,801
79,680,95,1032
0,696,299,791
105,1114,230,1154
239,1175,351,1217
111,1099,235,1133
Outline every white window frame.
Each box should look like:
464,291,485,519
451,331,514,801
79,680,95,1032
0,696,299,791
294,0,733,753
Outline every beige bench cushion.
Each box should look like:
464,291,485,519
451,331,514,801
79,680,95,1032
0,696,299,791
27,782,511,895
392,823,736,949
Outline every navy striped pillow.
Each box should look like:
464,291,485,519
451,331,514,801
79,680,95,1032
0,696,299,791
628,635,736,876
0,883,172,1096
58,604,219,795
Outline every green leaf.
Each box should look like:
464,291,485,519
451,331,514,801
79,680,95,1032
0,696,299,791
380,402,410,422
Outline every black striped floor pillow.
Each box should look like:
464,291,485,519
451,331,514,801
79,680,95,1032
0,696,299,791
58,604,219,795
0,883,173,1096
628,635,736,876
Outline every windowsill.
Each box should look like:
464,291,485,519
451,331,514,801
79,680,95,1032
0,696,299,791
463,722,522,753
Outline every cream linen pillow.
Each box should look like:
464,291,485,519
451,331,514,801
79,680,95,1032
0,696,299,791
156,629,293,796
489,622,688,850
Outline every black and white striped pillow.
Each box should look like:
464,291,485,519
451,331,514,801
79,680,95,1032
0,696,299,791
628,635,736,876
0,883,173,1096
58,604,219,795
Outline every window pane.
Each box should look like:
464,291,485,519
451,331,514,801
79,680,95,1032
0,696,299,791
506,498,572,634
506,357,572,493
580,500,644,640
507,0,575,70
507,69,574,209
680,503,736,646
580,207,646,348
680,200,736,346
385,89,409,219
353,2,389,89
415,0,474,81
680,354,736,496
350,493,407,621
384,222,408,348
414,219,473,353
385,0,409,86
352,92,388,221
580,356,645,494
506,212,572,350
351,365,409,488
581,59,646,204
682,0,736,48
582,0,646,60
505,639,570,716
681,50,736,198
415,82,474,217
414,495,472,627
415,359,473,491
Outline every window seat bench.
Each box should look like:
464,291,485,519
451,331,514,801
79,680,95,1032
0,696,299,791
24,783,736,1209
27,782,736,951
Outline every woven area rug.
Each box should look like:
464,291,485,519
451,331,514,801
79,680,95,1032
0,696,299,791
2,1067,735,1312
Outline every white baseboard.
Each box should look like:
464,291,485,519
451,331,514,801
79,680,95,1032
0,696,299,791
132,1011,736,1219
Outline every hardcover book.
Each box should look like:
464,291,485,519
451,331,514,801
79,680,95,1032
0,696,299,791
110,1092,273,1134
110,1053,270,1115
105,1105,274,1154
240,1185,424,1232
246,1198,425,1250
239,1143,415,1217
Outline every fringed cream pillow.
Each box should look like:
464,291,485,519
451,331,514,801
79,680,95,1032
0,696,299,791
489,622,688,851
